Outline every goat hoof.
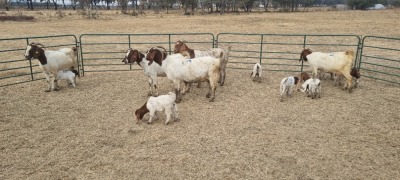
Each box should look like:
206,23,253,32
45,89,51,92
206,94,211,98
348,88,353,93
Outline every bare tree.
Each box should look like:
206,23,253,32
117,0,128,13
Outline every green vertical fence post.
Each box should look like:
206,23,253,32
259,35,264,64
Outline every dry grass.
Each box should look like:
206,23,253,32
0,9,400,179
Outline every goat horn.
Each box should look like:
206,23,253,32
35,43,45,48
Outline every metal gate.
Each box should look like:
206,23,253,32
359,36,400,84
0,35,78,87
216,33,361,73
79,33,215,75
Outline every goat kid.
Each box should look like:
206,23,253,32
134,92,178,125
280,76,299,102
250,63,262,83
299,78,322,99
334,67,361,88
24,42,78,92
57,69,79,87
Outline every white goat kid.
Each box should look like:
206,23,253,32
280,76,300,102
250,63,262,83
300,78,322,99
24,43,78,92
57,70,79,87
135,92,178,125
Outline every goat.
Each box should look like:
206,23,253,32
145,46,168,66
300,49,355,92
124,49,221,102
122,48,166,96
280,76,299,102
134,92,178,125
299,72,311,83
299,78,322,99
250,63,262,83
156,53,221,103
24,42,78,92
173,40,231,86
56,69,79,87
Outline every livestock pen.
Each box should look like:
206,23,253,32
1,9,400,179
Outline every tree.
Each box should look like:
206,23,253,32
26,0,33,10
347,0,377,9
389,0,400,6
117,0,128,13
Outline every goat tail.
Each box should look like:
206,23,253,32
345,50,355,57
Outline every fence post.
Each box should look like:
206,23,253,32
259,35,264,64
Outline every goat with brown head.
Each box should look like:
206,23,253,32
174,40,195,58
122,48,145,65
145,46,167,66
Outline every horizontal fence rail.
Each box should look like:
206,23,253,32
359,36,400,85
79,33,215,75
0,35,78,87
216,33,361,73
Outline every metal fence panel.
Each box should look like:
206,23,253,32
79,33,215,75
359,36,400,85
0,35,78,87
216,33,361,73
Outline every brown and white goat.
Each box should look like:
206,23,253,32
122,48,166,96
145,46,168,66
135,92,178,125
280,76,300,102
173,40,231,86
300,49,355,92
24,42,78,92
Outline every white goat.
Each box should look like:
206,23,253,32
24,43,78,92
122,48,166,96
56,69,79,87
300,49,355,92
153,52,221,103
250,63,262,83
173,40,231,86
134,92,178,125
280,76,300,102
299,78,322,99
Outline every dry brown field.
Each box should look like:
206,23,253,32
1,8,400,179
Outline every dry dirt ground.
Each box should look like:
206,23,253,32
1,9,400,179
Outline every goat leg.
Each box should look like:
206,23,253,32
43,72,51,92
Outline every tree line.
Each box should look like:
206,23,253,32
1,0,399,13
